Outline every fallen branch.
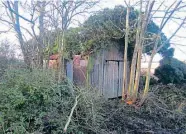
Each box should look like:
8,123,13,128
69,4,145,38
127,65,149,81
64,95,79,133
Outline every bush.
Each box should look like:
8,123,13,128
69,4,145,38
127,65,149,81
155,57,186,84
0,69,104,134
155,64,184,84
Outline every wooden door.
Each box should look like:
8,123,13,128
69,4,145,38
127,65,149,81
103,60,123,98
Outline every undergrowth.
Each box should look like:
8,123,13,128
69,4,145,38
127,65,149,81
100,85,186,134
0,69,103,134
0,69,186,134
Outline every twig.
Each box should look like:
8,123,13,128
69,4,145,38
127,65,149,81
64,95,79,132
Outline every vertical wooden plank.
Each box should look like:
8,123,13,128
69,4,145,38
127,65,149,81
112,62,115,98
101,50,105,95
115,62,117,98
106,61,109,98
115,61,118,97
118,61,124,97
66,60,73,82
87,47,127,99
66,60,74,95
118,61,120,97
103,59,106,96
103,61,107,98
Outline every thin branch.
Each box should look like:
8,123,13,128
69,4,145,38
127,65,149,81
175,35,186,39
124,0,129,7
7,1,34,24
153,16,184,20
0,27,12,34
64,95,79,133
172,44,186,56
170,42,186,46
160,0,182,30
151,0,165,17
156,17,186,53
0,18,13,25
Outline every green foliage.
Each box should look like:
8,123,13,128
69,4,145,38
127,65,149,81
23,5,173,62
0,69,186,133
64,28,83,58
160,57,186,77
0,69,66,133
43,30,62,58
154,57,186,84
160,47,174,58
27,6,172,60
75,5,171,60
43,28,83,59
0,69,104,133
155,64,184,84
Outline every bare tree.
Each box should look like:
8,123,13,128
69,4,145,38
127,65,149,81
0,1,44,68
45,0,99,82
142,0,186,102
122,0,186,105
6,1,32,68
0,0,99,72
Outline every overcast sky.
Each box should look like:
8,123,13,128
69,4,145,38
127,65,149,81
0,0,186,61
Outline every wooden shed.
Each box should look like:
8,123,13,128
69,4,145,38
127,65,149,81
73,45,130,99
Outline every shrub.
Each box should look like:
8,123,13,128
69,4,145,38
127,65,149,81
160,57,186,78
154,64,184,84
155,57,186,84
0,69,104,134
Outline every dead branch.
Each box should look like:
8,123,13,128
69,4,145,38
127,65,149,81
64,95,79,133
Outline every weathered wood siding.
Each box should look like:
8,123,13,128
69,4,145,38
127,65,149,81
89,46,130,98
72,46,130,98
73,55,87,85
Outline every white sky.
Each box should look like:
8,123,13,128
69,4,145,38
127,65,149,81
0,0,186,61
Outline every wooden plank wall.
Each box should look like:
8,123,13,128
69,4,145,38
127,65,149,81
89,46,129,98
72,46,130,98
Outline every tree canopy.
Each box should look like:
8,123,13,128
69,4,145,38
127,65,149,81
65,5,173,60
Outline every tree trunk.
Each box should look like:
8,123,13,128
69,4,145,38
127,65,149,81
58,32,65,83
133,49,142,100
128,21,140,99
122,5,130,101
8,1,32,69
38,1,46,68
132,0,151,101
142,53,154,100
